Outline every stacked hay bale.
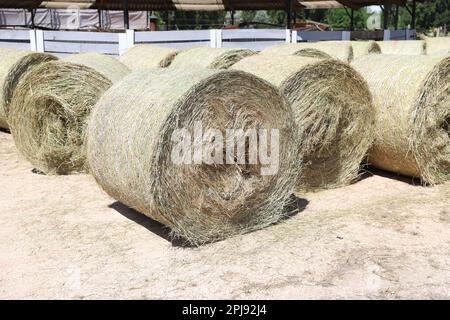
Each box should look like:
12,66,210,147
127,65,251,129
9,53,130,174
87,68,300,245
0,49,57,129
169,47,256,69
424,37,450,56
232,54,375,191
262,42,354,62
352,55,450,184
350,41,381,58
119,44,179,70
376,40,426,55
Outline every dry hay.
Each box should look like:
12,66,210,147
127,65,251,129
350,41,381,58
376,40,426,55
118,44,179,71
63,52,130,83
169,47,256,69
232,54,375,191
352,55,450,184
424,37,450,56
86,68,299,245
261,42,354,62
9,60,120,174
0,48,57,129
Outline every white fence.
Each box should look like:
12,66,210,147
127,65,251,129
0,28,416,56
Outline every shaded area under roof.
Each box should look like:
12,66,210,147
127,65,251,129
0,1,410,10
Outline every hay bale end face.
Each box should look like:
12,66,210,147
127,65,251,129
169,47,256,69
262,42,354,62
119,44,179,70
350,41,381,58
87,68,300,245
10,61,114,174
232,55,375,191
376,40,426,55
352,55,450,184
63,52,130,84
0,48,57,129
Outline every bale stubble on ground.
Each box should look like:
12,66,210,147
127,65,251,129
232,55,375,191
9,56,130,174
169,47,256,69
87,68,300,245
118,44,179,71
352,55,450,184
0,48,57,129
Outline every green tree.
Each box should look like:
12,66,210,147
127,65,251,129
397,0,449,31
325,8,370,30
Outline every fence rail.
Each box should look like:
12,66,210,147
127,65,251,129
0,28,416,56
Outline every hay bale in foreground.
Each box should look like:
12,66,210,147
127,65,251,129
118,44,179,70
352,55,450,184
0,48,57,129
262,42,353,62
9,60,122,174
169,47,256,69
351,41,381,58
87,68,299,245
376,40,426,55
424,37,450,56
232,55,375,191
64,52,130,83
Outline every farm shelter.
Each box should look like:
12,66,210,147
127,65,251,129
0,1,420,30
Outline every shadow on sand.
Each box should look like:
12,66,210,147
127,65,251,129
356,165,424,187
109,194,309,248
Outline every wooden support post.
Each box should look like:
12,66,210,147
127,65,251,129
98,9,102,29
285,0,293,30
231,10,235,25
350,8,354,31
411,0,416,29
394,5,399,30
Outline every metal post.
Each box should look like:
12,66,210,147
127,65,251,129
383,3,390,30
394,5,399,30
98,9,102,29
29,9,35,29
285,0,293,30
411,0,416,29
123,0,130,30
350,8,354,31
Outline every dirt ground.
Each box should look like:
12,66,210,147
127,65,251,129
0,131,449,299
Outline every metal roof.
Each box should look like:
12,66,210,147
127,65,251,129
0,0,411,10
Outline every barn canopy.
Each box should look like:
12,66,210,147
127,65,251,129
0,1,410,11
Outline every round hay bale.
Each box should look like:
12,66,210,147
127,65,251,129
424,37,450,56
350,40,381,58
87,68,299,245
262,42,354,62
169,47,256,69
232,54,375,191
63,52,130,83
0,48,57,129
352,55,450,184
9,61,115,174
118,44,179,70
376,40,426,55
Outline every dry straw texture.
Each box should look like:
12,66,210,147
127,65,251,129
232,54,375,191
9,57,129,174
262,42,354,62
87,68,299,245
376,40,426,55
424,37,450,56
350,41,381,58
169,47,256,69
64,52,130,83
352,55,450,184
118,44,179,70
0,48,57,129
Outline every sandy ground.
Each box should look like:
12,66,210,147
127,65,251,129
0,131,449,300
